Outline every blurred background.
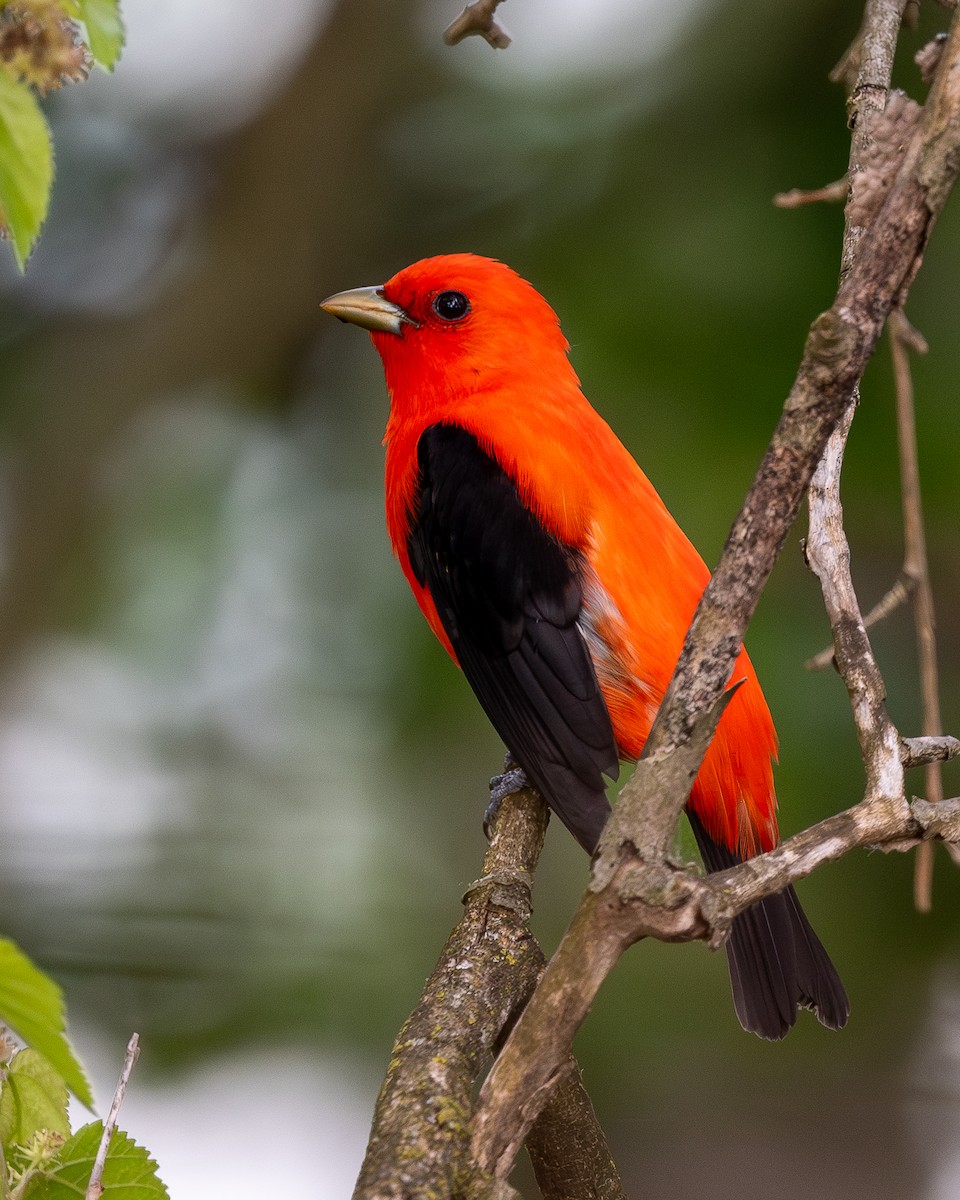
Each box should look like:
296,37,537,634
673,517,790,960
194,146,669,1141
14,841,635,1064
1,0,959,1195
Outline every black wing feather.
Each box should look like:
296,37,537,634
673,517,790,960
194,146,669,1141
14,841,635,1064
409,423,619,852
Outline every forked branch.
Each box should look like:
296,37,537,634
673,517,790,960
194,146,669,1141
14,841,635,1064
470,5,960,1179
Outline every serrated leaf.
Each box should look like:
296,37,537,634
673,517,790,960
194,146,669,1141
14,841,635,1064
24,1123,168,1200
0,1049,70,1153
77,0,125,70
0,940,93,1109
0,71,53,270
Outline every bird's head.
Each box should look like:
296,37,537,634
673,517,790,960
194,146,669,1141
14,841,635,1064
321,254,577,407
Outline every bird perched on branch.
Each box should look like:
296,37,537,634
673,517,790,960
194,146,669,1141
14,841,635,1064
321,253,848,1039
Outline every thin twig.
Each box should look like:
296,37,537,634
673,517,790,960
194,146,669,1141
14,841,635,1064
773,178,849,208
443,0,511,49
85,1033,140,1200
806,573,915,670
888,307,946,910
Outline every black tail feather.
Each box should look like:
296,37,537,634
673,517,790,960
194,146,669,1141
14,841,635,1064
688,808,849,1040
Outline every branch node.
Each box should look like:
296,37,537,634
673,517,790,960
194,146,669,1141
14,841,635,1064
800,308,858,379
910,796,960,840
462,869,533,918
697,883,734,951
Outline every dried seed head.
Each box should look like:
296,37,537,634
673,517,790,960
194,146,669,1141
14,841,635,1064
0,3,91,94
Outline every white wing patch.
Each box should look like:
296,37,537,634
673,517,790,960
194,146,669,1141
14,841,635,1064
577,563,657,754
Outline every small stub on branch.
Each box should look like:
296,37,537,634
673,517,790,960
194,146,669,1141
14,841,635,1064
444,1,511,49
917,32,949,84
773,178,848,208
901,735,960,767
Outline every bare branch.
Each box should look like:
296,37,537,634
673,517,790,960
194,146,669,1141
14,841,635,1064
353,783,624,1200
887,307,947,910
524,1065,625,1200
444,1,511,50
472,785,960,1178
912,797,960,840
806,404,901,796
837,0,914,279
353,787,546,1200
805,290,949,908
829,2,903,92
86,1033,140,1200
803,315,928,673
471,6,960,1176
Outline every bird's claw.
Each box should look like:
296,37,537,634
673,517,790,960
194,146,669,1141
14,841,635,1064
485,757,530,841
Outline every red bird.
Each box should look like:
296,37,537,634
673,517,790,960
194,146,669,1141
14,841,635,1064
322,253,848,1039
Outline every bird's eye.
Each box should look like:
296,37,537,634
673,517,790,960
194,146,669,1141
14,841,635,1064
432,290,470,322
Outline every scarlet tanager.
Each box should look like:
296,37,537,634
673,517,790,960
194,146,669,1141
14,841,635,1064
322,253,848,1039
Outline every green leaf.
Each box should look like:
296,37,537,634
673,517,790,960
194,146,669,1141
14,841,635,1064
0,940,93,1109
0,71,53,270
76,0,125,71
24,1123,168,1200
0,1050,71,1153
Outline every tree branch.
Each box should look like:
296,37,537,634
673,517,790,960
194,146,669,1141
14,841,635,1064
353,785,546,1200
806,16,955,901
523,1064,624,1200
470,5,960,1177
353,783,624,1200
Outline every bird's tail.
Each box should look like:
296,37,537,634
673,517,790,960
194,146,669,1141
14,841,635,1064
687,808,849,1040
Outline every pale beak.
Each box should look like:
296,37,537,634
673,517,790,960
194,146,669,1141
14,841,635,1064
320,285,416,335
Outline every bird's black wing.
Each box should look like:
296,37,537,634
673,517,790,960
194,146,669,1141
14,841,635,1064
408,423,619,852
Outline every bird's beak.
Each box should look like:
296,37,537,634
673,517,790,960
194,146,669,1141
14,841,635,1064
320,285,416,335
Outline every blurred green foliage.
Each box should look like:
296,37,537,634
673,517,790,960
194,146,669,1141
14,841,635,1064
0,0,958,1194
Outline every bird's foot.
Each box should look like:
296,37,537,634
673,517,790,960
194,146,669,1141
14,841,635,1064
485,754,530,841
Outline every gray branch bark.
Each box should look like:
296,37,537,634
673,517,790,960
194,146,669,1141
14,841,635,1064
353,785,624,1200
